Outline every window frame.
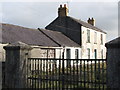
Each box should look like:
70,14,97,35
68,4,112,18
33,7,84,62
94,49,97,59
87,29,90,43
75,49,79,59
87,48,90,59
94,32,97,44
100,34,103,45
66,49,71,59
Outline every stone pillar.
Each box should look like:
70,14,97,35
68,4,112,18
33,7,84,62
106,43,120,89
3,41,32,88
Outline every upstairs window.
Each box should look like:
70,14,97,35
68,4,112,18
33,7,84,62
87,29,90,43
101,34,103,44
94,32,97,44
75,49,79,59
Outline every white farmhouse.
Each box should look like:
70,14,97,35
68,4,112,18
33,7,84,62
46,4,107,59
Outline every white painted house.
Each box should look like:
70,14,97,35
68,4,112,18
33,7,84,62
81,24,106,59
46,4,107,59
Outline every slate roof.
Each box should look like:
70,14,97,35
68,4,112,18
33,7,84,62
46,16,107,34
107,37,120,44
68,16,107,34
105,37,120,48
1,23,80,47
38,28,80,47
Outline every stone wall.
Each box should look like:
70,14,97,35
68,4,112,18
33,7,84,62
31,47,56,58
30,46,81,59
106,47,120,89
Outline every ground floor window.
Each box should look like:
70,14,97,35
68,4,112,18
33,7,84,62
101,49,103,59
87,48,90,59
66,49,71,67
94,49,97,59
66,49,71,59
75,49,79,59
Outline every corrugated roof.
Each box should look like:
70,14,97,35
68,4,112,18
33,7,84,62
67,16,107,34
1,23,80,47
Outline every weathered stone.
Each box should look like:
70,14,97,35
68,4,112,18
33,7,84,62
106,37,120,89
3,41,32,88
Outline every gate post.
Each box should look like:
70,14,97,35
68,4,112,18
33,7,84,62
3,41,32,88
106,41,120,89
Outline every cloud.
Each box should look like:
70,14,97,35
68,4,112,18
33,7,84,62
1,2,118,41
69,2,118,41
2,2,61,28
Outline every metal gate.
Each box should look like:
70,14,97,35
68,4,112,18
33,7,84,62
26,58,107,89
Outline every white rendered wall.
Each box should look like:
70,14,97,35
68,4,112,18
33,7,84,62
0,44,8,61
81,26,106,59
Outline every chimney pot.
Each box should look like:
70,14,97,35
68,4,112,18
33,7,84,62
60,5,62,8
58,4,68,17
92,17,94,21
87,17,95,26
64,4,66,7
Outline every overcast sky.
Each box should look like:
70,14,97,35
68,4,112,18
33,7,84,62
1,1,119,42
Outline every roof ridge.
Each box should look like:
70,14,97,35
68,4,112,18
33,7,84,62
38,28,61,47
39,28,80,47
107,36,120,44
2,23,37,31
67,16,107,34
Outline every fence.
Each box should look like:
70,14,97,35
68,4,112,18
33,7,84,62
26,58,107,89
2,62,5,88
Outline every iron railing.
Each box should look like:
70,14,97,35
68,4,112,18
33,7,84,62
26,58,107,89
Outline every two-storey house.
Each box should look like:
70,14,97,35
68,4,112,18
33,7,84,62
45,4,107,59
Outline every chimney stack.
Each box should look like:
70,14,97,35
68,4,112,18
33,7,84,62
87,17,95,26
58,4,68,17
